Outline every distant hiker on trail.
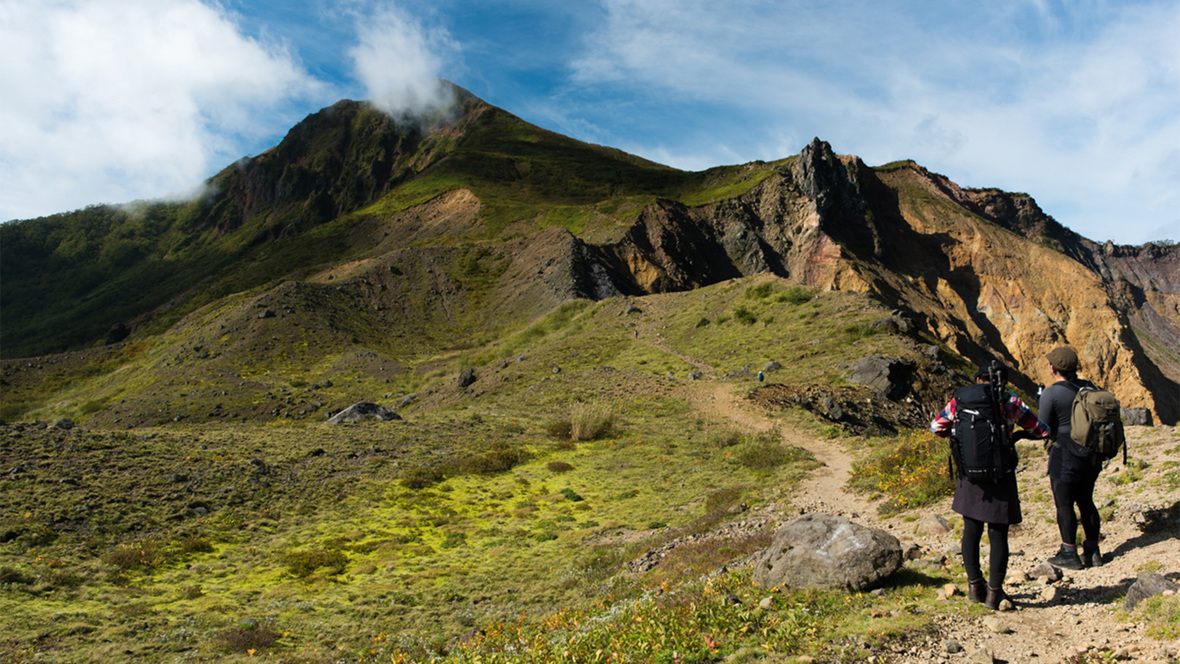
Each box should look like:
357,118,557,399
1038,346,1108,570
931,360,1049,610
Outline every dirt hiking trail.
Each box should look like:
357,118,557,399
683,380,1179,664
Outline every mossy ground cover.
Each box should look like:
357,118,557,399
0,411,971,663
0,384,835,662
1,275,974,662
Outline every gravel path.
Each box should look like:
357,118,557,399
693,383,1179,663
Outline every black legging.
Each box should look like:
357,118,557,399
962,516,1010,587
1051,475,1100,545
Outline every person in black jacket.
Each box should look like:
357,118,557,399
1038,346,1104,569
931,361,1049,609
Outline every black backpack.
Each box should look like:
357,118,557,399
949,380,1014,482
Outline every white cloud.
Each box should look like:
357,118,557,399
349,5,457,119
563,0,1180,243
0,0,320,221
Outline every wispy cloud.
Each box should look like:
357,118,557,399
349,4,457,119
562,0,1180,243
0,0,321,221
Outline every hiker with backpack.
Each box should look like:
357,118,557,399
1038,346,1125,570
931,360,1049,610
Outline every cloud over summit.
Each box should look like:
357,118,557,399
350,5,457,119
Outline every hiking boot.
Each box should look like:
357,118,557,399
1048,545,1084,570
984,586,1008,610
967,579,987,603
1083,542,1104,567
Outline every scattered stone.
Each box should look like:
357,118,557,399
326,402,402,424
763,361,782,372
1030,562,1063,582
50,418,75,430
623,304,643,315
758,596,777,610
752,513,903,591
969,646,996,664
943,583,959,599
819,396,844,421
1041,586,1060,603
1124,571,1179,611
983,616,1012,634
918,514,950,535
944,640,963,654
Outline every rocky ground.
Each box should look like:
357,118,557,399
687,383,1180,664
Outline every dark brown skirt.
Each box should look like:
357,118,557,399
951,473,1022,525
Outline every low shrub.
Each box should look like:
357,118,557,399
401,466,445,490
779,286,813,304
849,429,955,514
0,565,33,585
282,549,348,578
733,307,757,325
745,283,774,299
178,535,214,554
730,432,812,472
546,419,572,441
103,540,163,572
547,460,575,473
452,444,531,476
214,621,281,654
570,402,613,441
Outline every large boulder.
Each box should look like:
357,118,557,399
846,355,915,401
753,513,903,591
327,402,402,424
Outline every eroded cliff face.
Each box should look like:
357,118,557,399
261,134,1175,423
577,139,1175,423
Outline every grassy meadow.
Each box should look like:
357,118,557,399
0,277,1011,662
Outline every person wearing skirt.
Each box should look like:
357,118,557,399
931,361,1050,609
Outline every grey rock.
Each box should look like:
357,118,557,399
1124,571,1179,611
327,402,402,424
820,396,844,420
982,616,1012,633
458,368,477,388
969,646,996,664
845,355,916,400
753,513,903,591
917,514,950,535
763,361,782,372
1030,562,1063,582
1121,407,1152,426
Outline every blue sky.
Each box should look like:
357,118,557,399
2,0,1177,244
